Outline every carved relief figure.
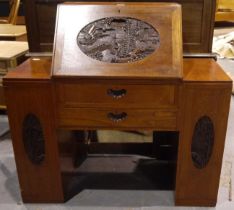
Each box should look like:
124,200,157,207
77,17,160,63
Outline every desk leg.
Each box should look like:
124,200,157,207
175,83,231,206
4,82,64,202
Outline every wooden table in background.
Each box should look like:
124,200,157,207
0,24,27,41
216,0,234,22
0,41,28,109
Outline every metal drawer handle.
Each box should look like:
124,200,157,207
107,88,127,99
107,112,127,122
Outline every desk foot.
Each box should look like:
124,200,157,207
175,198,216,207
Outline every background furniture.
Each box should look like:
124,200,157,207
0,0,21,25
0,41,28,109
23,0,216,54
0,24,27,41
216,0,234,22
0,1,27,109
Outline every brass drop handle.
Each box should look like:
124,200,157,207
107,112,127,122
107,88,127,99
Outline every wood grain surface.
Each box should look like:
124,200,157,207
55,82,178,109
23,0,216,53
52,3,182,79
4,82,64,202
0,41,28,59
2,52,232,207
175,82,232,206
0,24,26,37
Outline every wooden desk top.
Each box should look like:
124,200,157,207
0,24,27,37
3,58,232,84
3,57,51,81
52,3,182,80
0,41,28,59
183,58,232,83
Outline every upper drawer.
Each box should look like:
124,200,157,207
55,82,178,109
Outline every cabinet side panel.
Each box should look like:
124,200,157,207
175,83,232,206
4,82,64,202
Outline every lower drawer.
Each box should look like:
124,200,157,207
57,108,177,130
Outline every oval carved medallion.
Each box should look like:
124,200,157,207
77,17,160,63
191,116,214,169
22,114,45,165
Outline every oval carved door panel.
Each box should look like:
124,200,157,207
191,116,214,169
77,17,160,63
22,114,45,165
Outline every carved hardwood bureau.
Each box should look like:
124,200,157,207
3,2,232,206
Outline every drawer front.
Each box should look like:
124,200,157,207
57,108,177,130
56,82,178,109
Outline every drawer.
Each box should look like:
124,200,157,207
56,82,178,109
57,108,177,130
